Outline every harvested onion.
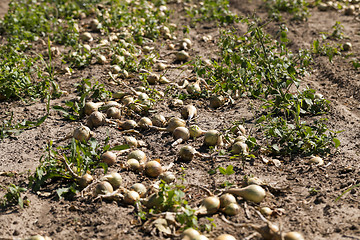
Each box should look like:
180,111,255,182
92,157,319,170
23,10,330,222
189,125,206,138
220,193,237,208
73,125,93,142
214,234,236,240
101,151,117,166
198,196,220,215
130,183,147,197
102,172,122,189
181,104,197,123
283,232,304,240
223,202,240,216
124,190,140,205
144,161,163,178
94,181,113,196
204,130,222,146
226,185,266,203
171,127,190,147
127,150,147,163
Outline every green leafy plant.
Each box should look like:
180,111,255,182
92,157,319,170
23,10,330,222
265,0,310,21
28,138,112,197
1,184,29,209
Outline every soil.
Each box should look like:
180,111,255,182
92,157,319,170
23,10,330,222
0,1,359,240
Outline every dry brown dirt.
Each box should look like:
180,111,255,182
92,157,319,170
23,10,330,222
0,0,359,240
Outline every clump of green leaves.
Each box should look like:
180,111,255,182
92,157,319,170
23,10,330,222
186,0,238,24
1,184,29,209
265,0,310,21
28,138,110,197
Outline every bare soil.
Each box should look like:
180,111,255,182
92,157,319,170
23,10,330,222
0,1,359,240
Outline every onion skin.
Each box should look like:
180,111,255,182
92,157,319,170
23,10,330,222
181,104,197,122
130,183,147,197
160,172,176,183
78,173,94,188
178,145,197,162
182,228,200,239
220,193,237,208
283,232,304,240
231,141,249,155
151,114,166,127
214,234,237,240
103,172,122,189
94,181,113,196
101,151,117,166
144,161,163,178
84,102,103,115
73,125,92,142
127,150,147,163
87,111,106,128
201,196,220,214
209,95,224,108
138,117,152,129
189,125,205,138
106,107,121,119
204,130,221,146
127,159,141,171
226,185,266,203
124,190,140,205
121,120,138,130
223,202,240,216
166,117,186,132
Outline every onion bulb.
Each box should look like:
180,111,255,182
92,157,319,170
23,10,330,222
194,236,209,240
231,141,249,155
147,73,159,85
176,50,190,62
122,95,134,105
124,136,138,148
226,185,266,203
209,95,224,108
144,161,163,178
94,181,113,196
127,158,141,171
182,228,200,239
189,125,206,138
260,207,273,216
130,183,147,197
127,150,147,163
120,120,138,130
171,127,190,147
223,202,240,216
151,114,166,127
198,196,220,215
234,135,247,143
220,193,236,208
102,172,122,189
86,111,106,128
138,117,152,129
283,232,304,240
84,102,104,115
101,151,117,166
186,82,201,95
178,145,197,162
124,190,140,205
160,171,176,183
78,173,94,188
73,125,93,142
204,130,221,146
214,234,236,240
166,117,186,132
181,104,197,123
106,107,121,119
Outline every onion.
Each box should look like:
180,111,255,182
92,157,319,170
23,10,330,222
110,65,121,74
124,136,138,148
342,42,352,51
231,125,246,136
194,236,209,240
106,107,121,119
138,117,153,129
181,104,197,123
121,120,138,130
122,96,134,105
84,102,104,115
231,142,249,155
151,114,167,127
260,207,273,216
283,232,304,240
160,172,176,183
180,38,192,50
127,158,141,171
189,125,206,138
101,151,117,166
86,111,106,128
220,193,236,208
209,95,224,108
147,73,159,84
182,228,200,239
214,234,236,240
170,99,184,107
102,101,121,110
204,130,221,146
234,135,247,143
176,50,190,62
178,145,197,162
166,117,186,132
159,76,170,84
80,32,93,42
138,92,149,102
127,150,147,163
144,161,163,178
102,172,122,189
73,125,93,142
226,185,266,203
247,177,263,186
199,196,220,215
186,82,201,95
96,54,107,64
223,202,240,216
124,190,140,205
78,173,93,188
94,181,113,196
308,156,324,166
171,127,190,147
26,235,46,240
130,183,147,197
